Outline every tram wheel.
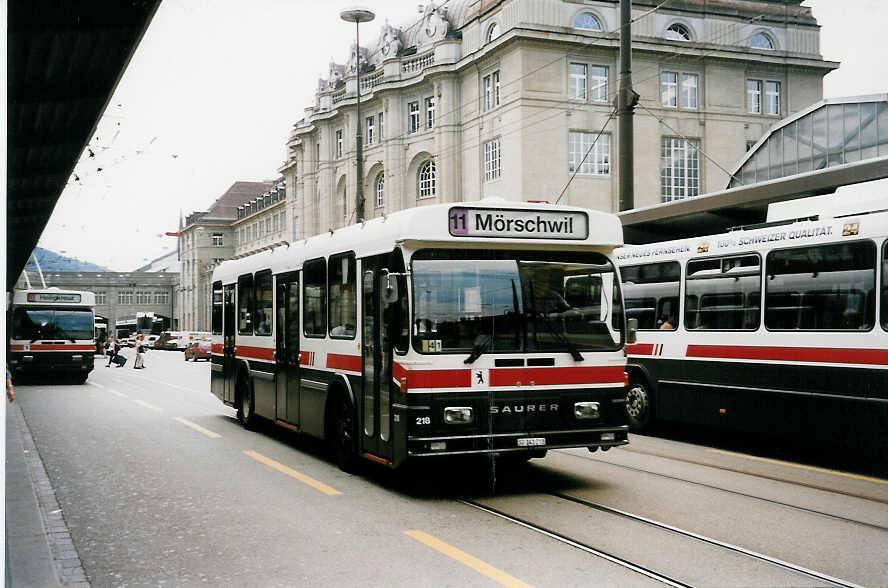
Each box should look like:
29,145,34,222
333,396,359,473
236,377,257,431
626,378,652,431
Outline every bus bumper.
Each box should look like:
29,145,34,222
8,352,95,376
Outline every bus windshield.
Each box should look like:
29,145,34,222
411,250,623,355
13,308,94,341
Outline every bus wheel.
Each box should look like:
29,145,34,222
626,378,652,431
237,377,257,431
333,396,358,473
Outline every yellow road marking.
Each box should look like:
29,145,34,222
405,530,533,588
173,417,221,439
243,450,341,496
132,399,161,412
88,382,127,397
707,449,888,486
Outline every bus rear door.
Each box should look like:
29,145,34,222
222,285,237,405
275,273,300,426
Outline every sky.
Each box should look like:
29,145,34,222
32,0,888,271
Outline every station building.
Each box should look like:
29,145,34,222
278,0,836,237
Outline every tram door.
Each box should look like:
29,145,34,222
222,285,237,405
361,255,394,461
275,273,300,425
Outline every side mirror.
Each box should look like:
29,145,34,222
626,317,638,345
382,272,399,304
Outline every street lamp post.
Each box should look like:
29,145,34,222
340,6,375,223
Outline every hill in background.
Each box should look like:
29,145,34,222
24,247,111,273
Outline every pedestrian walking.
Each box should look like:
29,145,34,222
134,336,146,369
6,365,14,403
106,338,120,367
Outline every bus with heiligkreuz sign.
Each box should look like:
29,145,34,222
8,287,96,384
211,198,634,471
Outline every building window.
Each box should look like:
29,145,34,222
661,137,700,202
95,292,106,305
573,12,602,31
378,112,384,139
366,115,374,145
375,173,385,208
265,218,271,236
281,210,286,232
483,71,500,111
661,72,678,107
408,101,420,133
119,291,133,305
681,74,698,109
568,131,611,175
484,138,501,182
747,79,762,114
486,22,500,44
764,81,780,115
590,66,607,102
154,291,169,305
336,129,343,158
665,23,692,41
425,96,435,129
749,32,774,50
418,160,436,199
212,232,223,247
569,63,587,100
273,214,279,233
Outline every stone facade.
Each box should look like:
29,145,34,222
278,0,837,237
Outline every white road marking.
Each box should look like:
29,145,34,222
173,417,221,439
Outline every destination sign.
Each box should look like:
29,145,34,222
448,207,588,240
27,293,81,303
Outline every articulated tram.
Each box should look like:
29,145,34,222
615,208,887,453
211,200,632,470
8,287,96,383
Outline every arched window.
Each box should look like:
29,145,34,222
418,160,436,199
375,173,385,208
486,22,500,44
749,32,774,50
664,23,692,41
573,12,602,31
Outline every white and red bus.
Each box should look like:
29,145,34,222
211,199,633,471
8,287,97,384
615,208,887,452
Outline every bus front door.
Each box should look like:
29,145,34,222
222,285,237,405
361,256,394,463
275,274,300,426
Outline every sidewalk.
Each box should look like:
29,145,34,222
6,402,88,587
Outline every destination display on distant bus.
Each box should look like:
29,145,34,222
27,292,81,303
448,207,589,240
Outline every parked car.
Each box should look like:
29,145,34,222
145,334,160,348
184,340,211,361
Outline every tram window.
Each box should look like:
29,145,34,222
685,254,760,330
390,249,410,354
254,271,273,336
329,253,356,339
212,281,223,335
621,261,680,330
237,274,254,335
766,241,876,331
882,241,888,331
303,258,327,337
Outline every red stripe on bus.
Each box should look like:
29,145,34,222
10,344,95,351
211,343,223,354
299,351,314,366
407,369,472,389
327,353,362,372
686,345,888,366
489,366,626,387
235,345,274,361
627,343,655,356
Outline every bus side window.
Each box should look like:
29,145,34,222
212,282,223,335
329,253,356,339
254,271,273,336
303,258,327,337
237,274,254,335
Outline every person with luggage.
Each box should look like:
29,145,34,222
106,338,120,367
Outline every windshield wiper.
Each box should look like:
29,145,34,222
530,311,584,362
464,334,491,365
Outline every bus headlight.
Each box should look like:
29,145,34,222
574,402,600,419
444,407,473,425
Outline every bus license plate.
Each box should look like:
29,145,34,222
517,437,545,447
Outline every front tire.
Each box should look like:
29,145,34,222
237,376,257,430
333,395,359,473
626,378,652,431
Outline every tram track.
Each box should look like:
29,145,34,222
559,450,888,532
598,445,888,506
459,493,865,588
